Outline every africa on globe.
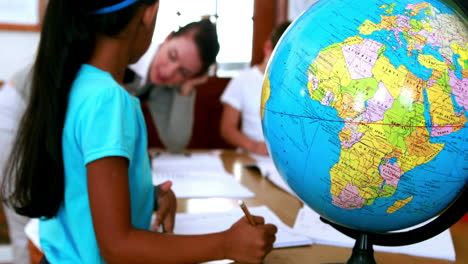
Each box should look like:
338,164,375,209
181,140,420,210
261,0,467,233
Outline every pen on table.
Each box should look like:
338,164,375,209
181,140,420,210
238,200,256,226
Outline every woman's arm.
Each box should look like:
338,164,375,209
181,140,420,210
153,75,209,153
87,156,277,264
159,87,196,153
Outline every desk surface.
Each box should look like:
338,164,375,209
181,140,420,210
28,150,468,264
175,150,467,264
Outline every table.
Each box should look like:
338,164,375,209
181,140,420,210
29,150,468,264
213,150,468,264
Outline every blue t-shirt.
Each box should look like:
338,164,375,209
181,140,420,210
39,64,154,263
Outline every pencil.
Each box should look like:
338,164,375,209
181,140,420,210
238,200,256,226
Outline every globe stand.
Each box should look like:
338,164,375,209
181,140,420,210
319,185,467,264
321,230,377,264
345,233,376,264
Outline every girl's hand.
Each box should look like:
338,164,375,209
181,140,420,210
179,74,209,96
223,216,277,264
249,141,269,156
153,181,177,232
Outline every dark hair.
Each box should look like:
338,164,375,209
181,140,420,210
173,18,220,76
270,21,291,48
1,0,157,219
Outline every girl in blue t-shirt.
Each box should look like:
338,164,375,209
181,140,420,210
1,0,277,263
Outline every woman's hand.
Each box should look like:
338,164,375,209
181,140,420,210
179,74,209,96
223,216,277,263
153,181,177,232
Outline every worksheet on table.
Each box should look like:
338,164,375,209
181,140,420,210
152,153,254,198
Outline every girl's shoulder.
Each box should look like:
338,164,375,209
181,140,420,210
74,65,117,89
69,65,135,111
73,65,129,99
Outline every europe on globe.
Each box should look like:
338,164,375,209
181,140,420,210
261,0,467,233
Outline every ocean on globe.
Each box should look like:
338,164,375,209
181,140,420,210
261,0,467,233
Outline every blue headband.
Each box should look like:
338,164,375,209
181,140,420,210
92,0,140,14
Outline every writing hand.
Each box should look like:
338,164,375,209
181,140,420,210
224,215,277,263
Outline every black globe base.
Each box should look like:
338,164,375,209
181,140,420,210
345,234,377,264
322,233,377,264
318,185,467,264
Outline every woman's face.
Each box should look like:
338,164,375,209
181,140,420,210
148,34,202,85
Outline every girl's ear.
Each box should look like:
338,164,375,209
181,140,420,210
142,2,160,26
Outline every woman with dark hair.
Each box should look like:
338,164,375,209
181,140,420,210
1,0,276,263
127,18,220,153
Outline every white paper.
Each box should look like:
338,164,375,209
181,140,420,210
152,153,227,172
0,0,39,25
246,154,297,197
173,205,313,249
293,206,456,261
25,218,41,250
153,153,254,198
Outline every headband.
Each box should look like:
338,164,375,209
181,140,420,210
92,0,140,14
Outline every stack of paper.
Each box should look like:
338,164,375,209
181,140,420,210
293,206,456,261
246,154,296,197
173,205,313,249
152,153,254,198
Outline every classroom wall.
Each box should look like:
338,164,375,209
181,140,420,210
0,31,40,81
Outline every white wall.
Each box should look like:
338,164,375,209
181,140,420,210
0,30,40,81
288,0,319,21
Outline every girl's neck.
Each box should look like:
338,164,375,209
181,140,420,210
88,35,132,85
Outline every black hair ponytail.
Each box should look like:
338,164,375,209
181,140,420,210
1,0,157,218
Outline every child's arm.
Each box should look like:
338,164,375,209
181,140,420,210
220,104,269,155
87,156,277,264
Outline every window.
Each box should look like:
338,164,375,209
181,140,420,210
154,0,255,77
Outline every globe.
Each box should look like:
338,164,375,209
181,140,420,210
261,0,468,238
